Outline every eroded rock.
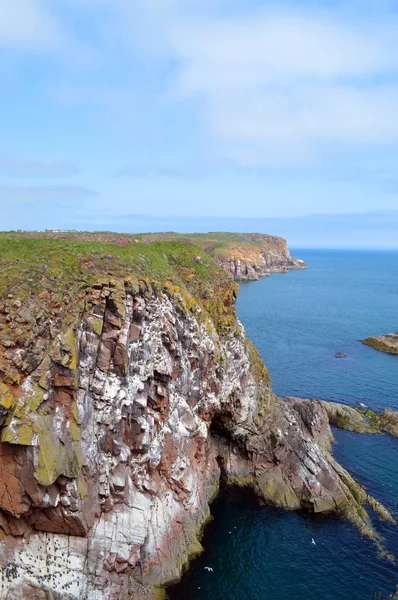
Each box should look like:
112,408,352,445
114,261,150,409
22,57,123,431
0,283,394,599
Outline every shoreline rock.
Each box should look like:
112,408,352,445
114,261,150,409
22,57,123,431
361,332,398,355
286,397,398,439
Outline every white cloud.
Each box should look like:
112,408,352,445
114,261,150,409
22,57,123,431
160,7,398,165
4,0,398,168
201,84,398,166
0,0,61,49
69,0,398,166
172,13,398,85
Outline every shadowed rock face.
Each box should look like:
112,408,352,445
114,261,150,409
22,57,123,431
361,332,398,355
0,258,393,599
0,281,271,599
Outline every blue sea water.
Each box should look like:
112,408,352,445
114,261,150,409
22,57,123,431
168,250,398,600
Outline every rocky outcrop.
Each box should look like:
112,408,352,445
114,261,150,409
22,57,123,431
208,234,307,281
214,396,395,540
217,253,306,281
315,399,398,438
0,240,393,599
376,408,398,437
361,332,398,355
316,400,378,435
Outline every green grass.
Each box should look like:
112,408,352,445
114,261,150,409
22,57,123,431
0,230,293,281
134,231,286,259
0,235,238,335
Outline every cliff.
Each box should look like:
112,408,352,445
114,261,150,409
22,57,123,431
0,236,393,599
136,232,307,280
361,332,398,355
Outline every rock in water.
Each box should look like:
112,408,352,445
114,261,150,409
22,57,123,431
361,332,398,355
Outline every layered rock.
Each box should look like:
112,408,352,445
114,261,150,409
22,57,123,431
361,332,398,355
212,235,307,281
213,396,395,538
0,239,393,600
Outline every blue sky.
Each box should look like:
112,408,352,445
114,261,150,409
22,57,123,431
1,0,398,247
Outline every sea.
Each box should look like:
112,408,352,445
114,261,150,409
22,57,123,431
168,249,398,600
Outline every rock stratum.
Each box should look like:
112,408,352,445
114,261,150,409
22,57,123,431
361,332,398,355
0,235,394,599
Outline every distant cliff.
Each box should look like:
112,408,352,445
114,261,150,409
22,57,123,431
134,232,307,281
0,234,391,600
207,233,306,280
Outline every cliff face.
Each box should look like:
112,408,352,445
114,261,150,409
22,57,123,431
0,238,392,599
213,235,306,281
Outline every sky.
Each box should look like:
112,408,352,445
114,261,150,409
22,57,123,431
0,0,398,248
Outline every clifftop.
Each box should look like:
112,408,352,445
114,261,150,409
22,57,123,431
136,232,307,280
2,231,307,281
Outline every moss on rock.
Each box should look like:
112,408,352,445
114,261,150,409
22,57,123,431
361,333,398,355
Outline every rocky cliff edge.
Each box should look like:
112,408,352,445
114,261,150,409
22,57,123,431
136,232,307,281
0,237,392,599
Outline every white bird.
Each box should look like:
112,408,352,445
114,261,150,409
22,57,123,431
204,566,213,572
312,538,316,545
